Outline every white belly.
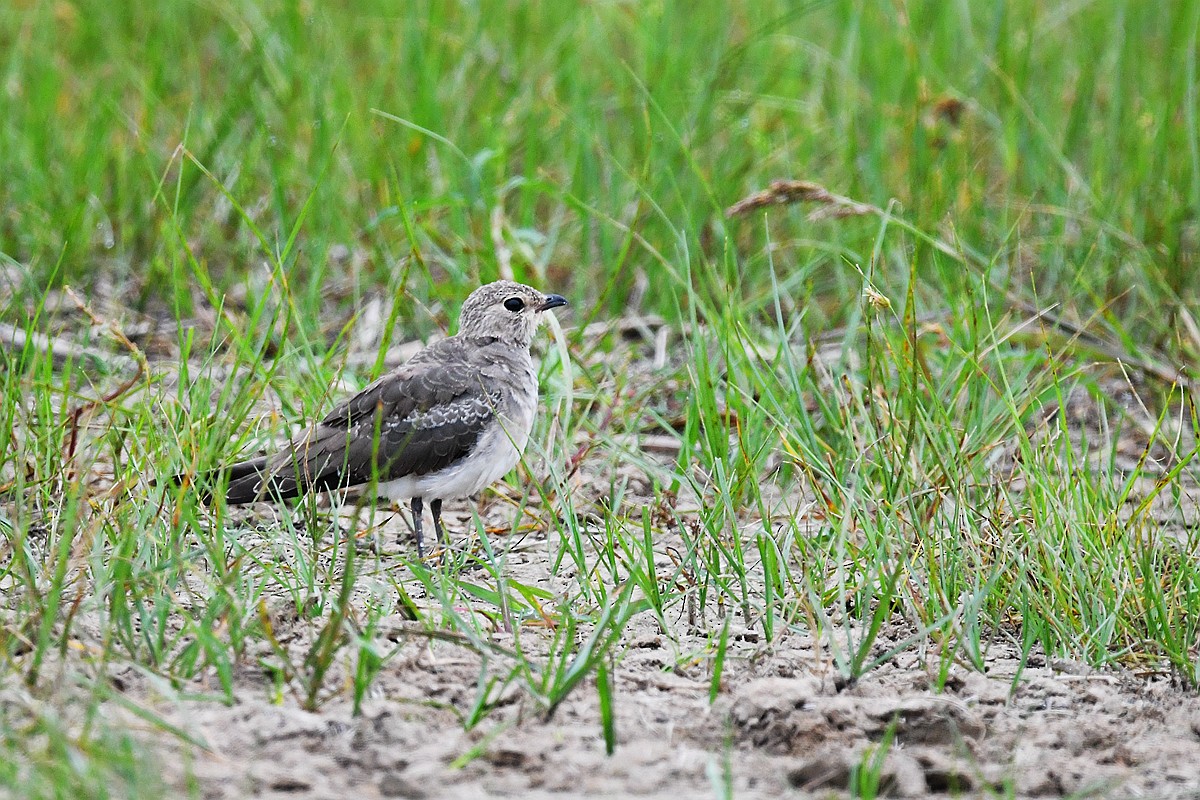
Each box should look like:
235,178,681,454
374,400,536,502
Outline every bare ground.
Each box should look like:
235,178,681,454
8,292,1200,799
93,496,1200,800
143,638,1200,799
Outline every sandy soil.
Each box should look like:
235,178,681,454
144,641,1200,800
11,289,1200,799
95,498,1200,800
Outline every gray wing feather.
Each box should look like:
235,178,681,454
223,340,497,504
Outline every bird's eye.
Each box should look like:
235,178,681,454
503,297,525,312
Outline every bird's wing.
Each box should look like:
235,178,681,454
234,346,499,501
328,359,499,483
317,337,470,427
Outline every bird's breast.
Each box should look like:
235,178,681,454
376,363,540,502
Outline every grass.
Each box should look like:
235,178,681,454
2,0,1200,796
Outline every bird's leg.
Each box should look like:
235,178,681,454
410,496,425,558
431,498,446,547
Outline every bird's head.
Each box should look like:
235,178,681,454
456,280,568,347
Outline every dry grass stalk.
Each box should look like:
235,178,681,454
724,179,875,220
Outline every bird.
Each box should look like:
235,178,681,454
206,280,568,556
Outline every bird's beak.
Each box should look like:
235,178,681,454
537,294,568,312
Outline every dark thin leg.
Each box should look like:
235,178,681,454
410,496,425,558
431,499,445,546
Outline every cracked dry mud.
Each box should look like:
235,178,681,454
15,293,1200,799
138,617,1200,799
100,500,1200,800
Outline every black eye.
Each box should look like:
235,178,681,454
503,297,525,312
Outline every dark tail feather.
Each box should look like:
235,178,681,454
222,455,307,505
173,444,346,505
167,456,295,505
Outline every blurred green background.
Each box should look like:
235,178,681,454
3,0,1196,348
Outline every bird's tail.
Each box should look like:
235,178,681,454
222,456,288,505
172,434,354,505
170,455,305,505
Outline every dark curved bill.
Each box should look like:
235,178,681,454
538,294,568,311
